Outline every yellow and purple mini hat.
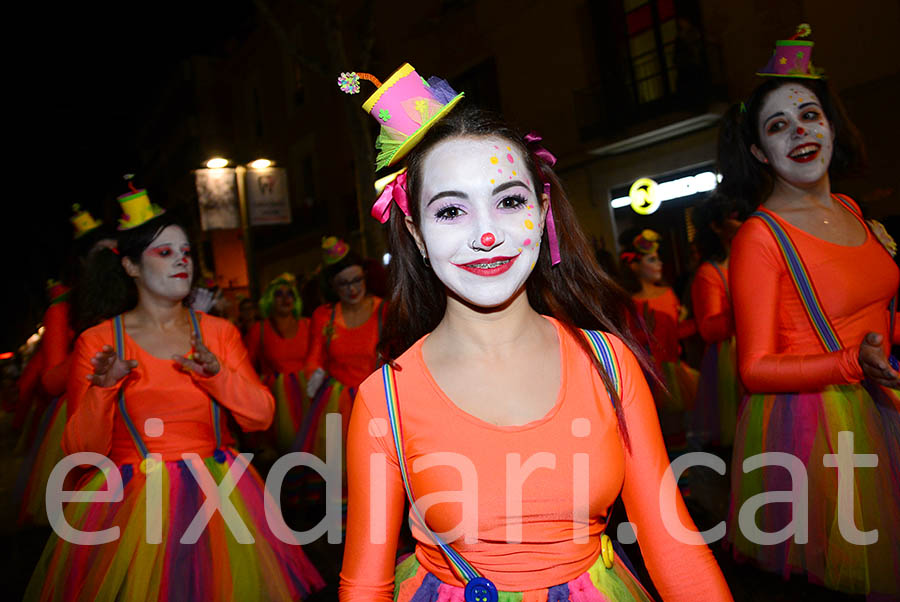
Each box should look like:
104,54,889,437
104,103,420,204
70,204,103,239
756,24,824,79
337,63,464,170
117,182,165,230
321,236,350,265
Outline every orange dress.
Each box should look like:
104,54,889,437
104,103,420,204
16,292,75,525
726,201,900,596
26,312,324,601
340,317,732,601
244,317,312,451
633,288,698,416
690,263,740,446
304,297,384,441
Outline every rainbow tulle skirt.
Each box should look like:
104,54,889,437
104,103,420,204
24,449,325,601
727,382,900,597
693,339,741,447
659,360,699,413
268,371,308,453
15,397,68,526
394,552,653,601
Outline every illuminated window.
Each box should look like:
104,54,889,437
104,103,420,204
623,0,678,104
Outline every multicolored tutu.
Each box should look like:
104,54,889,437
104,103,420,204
15,397,67,526
693,338,741,447
266,370,309,453
659,360,699,412
290,376,352,513
726,382,900,597
394,551,654,601
24,448,325,601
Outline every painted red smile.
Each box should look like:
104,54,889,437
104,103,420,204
453,254,519,276
787,143,820,163
171,272,189,279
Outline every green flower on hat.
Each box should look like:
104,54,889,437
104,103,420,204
378,109,391,121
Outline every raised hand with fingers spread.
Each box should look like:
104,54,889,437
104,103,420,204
87,344,138,387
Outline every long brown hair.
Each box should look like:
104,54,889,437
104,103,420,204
378,106,651,446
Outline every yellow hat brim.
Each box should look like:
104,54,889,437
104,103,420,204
385,93,465,168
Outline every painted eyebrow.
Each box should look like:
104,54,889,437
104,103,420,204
493,180,530,194
797,101,821,111
763,110,785,125
427,190,467,207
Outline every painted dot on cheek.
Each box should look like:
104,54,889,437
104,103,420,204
490,179,495,184
512,170,517,176
498,169,502,174
524,220,534,230
816,133,823,139
506,153,514,163
490,156,499,165
523,238,531,246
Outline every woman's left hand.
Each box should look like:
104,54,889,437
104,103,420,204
173,333,221,377
858,332,900,389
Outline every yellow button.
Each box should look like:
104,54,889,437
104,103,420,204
139,457,160,474
601,534,615,569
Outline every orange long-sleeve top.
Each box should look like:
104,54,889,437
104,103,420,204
40,296,75,398
63,313,274,463
304,297,384,390
691,262,733,344
633,288,696,363
244,317,311,376
340,317,732,601
730,203,900,394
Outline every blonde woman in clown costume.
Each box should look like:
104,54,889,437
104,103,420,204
244,272,311,453
337,64,730,602
25,188,323,601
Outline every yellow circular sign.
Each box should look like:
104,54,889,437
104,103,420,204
629,178,660,215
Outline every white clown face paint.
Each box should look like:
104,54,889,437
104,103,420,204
754,84,834,187
135,225,194,302
413,136,547,308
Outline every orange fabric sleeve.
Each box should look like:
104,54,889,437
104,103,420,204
243,321,263,373
615,341,732,600
40,301,73,397
304,305,331,377
677,317,697,340
189,318,274,432
63,327,119,455
339,391,408,601
730,219,863,393
691,265,732,343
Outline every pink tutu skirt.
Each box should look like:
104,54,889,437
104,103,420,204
693,339,741,447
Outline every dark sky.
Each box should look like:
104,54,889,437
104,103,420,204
4,2,257,350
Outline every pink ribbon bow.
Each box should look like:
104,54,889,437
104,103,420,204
524,132,561,266
371,169,410,223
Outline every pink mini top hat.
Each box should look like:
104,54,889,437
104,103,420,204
756,23,824,79
337,63,464,170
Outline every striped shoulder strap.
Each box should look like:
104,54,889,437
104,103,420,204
580,328,622,402
710,262,730,298
381,363,488,592
751,210,843,353
188,310,222,450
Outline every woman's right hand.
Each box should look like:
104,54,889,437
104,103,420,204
858,332,900,389
86,345,138,388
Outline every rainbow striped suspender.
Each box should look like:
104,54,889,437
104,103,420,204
751,210,843,353
380,328,620,601
113,310,223,465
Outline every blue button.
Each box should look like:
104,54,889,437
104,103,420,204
213,449,227,463
464,577,498,602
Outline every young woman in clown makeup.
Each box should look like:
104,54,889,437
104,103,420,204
619,228,699,451
718,68,900,595
340,105,731,601
25,205,324,601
